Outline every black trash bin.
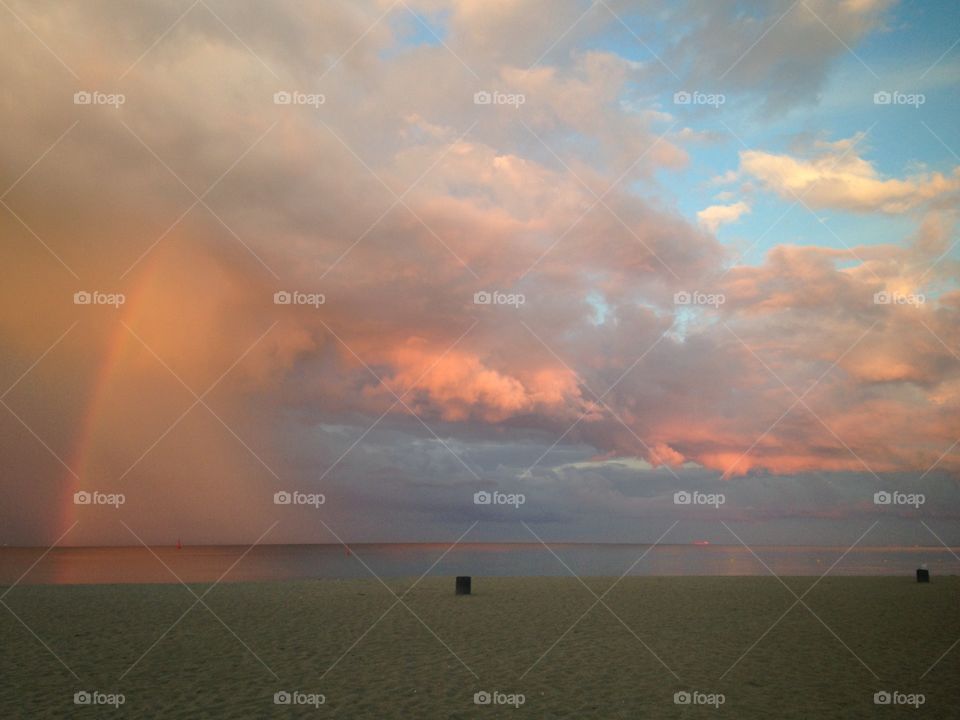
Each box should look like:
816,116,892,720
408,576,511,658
456,576,472,595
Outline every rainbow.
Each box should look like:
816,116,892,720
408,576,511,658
59,259,160,538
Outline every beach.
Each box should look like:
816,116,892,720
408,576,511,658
2,576,958,718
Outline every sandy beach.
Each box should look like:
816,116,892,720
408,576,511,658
2,576,958,718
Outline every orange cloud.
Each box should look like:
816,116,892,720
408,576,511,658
383,339,585,422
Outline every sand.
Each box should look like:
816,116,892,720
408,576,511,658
2,576,958,718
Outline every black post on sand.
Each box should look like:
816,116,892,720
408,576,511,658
456,576,472,595
917,567,930,583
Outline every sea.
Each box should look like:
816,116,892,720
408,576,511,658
1,543,958,585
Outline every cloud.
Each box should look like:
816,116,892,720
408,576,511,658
740,134,960,213
697,200,751,232
670,0,895,114
380,339,589,422
0,0,957,546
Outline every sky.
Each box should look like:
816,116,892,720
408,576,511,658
1,0,958,548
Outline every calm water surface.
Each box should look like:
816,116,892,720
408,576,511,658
1,544,958,585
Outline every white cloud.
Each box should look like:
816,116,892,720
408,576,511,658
697,201,750,232
740,134,960,213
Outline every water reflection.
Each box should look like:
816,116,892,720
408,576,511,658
1,544,957,586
